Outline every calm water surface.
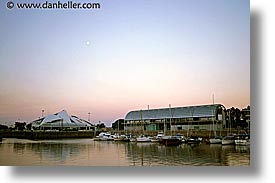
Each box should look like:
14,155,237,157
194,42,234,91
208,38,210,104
0,138,250,166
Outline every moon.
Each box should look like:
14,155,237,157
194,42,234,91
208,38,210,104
85,41,91,46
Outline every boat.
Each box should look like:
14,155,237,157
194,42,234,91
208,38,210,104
136,135,151,142
94,132,114,141
222,135,235,145
222,107,235,145
235,133,250,146
208,106,222,144
150,137,160,142
149,132,164,142
186,136,202,144
158,105,183,146
114,135,130,142
235,138,250,146
209,136,223,144
157,132,164,138
128,134,137,142
159,136,182,146
175,134,187,143
130,137,137,142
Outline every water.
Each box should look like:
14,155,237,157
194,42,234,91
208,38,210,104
0,138,250,166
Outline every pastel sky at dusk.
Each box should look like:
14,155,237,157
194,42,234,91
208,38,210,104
0,0,250,126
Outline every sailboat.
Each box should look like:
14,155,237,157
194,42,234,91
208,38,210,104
209,108,222,144
186,110,202,144
235,130,250,146
222,109,235,145
159,104,182,146
114,120,130,142
209,136,222,144
136,109,151,142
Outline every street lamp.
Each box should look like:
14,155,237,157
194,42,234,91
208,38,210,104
88,112,91,122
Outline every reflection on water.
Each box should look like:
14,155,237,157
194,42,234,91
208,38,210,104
0,138,249,166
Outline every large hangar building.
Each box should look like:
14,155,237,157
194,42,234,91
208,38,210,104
124,104,226,132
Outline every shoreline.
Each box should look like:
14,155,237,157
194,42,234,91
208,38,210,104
0,129,249,140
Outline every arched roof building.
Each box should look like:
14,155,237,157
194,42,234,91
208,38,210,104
125,104,225,121
124,104,226,132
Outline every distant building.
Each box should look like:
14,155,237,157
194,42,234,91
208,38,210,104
112,119,125,131
30,110,94,131
124,104,226,133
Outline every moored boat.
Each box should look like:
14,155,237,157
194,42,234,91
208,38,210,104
94,132,114,141
175,134,187,143
235,139,250,146
209,136,223,144
159,136,182,146
186,136,202,144
235,134,250,146
136,135,151,142
157,132,164,138
222,135,235,145
114,134,130,142
150,137,160,142
149,132,164,142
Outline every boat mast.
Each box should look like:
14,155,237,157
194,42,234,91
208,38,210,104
187,111,190,138
212,109,216,137
147,105,150,134
118,119,120,136
169,104,172,136
140,109,144,135
212,94,216,137
164,115,166,136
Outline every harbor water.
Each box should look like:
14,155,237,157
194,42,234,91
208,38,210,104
0,138,250,166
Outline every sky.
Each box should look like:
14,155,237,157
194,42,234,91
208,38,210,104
0,0,250,126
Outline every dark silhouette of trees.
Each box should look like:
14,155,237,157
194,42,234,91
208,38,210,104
96,123,106,129
0,124,8,130
225,106,250,130
14,122,26,131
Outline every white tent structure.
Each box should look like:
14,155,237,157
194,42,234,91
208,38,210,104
31,110,93,131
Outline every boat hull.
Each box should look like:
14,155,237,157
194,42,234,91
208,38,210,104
186,137,202,144
209,136,222,144
209,139,222,144
222,136,235,145
136,137,151,142
159,137,182,146
222,140,235,145
114,138,130,142
235,139,250,146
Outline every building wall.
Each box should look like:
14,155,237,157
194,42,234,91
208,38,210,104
171,123,223,131
124,119,224,132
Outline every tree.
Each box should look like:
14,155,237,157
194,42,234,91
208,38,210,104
0,124,8,130
96,123,106,129
14,122,26,131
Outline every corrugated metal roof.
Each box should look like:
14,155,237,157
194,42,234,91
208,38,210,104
125,104,224,121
